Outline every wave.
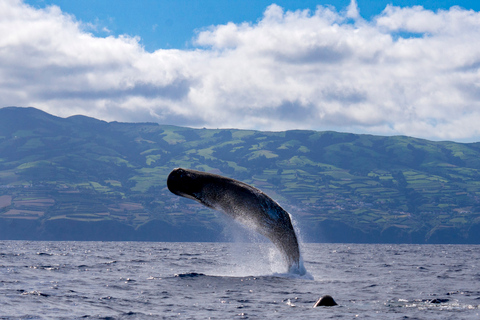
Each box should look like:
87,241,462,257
172,271,314,281
271,271,314,281
174,272,206,278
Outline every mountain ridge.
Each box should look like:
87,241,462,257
1,107,480,243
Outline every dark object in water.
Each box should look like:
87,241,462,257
429,298,449,304
313,295,338,307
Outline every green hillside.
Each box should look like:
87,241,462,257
1,107,480,243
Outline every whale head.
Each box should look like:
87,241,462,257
167,168,203,200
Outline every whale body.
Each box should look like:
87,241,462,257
167,168,304,274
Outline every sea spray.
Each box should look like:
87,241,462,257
217,217,284,276
216,215,313,279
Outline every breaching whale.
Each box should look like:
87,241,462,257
167,168,305,274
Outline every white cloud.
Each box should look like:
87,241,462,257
2,0,480,141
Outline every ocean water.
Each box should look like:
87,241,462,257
0,241,479,319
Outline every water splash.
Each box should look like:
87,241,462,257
216,217,313,279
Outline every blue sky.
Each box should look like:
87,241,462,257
3,0,480,141
25,0,480,51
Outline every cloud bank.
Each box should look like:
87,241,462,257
2,0,480,141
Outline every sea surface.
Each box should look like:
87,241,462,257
0,241,479,319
